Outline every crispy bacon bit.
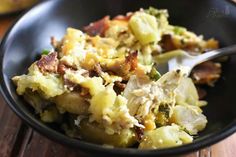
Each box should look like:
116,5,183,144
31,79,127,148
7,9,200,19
134,126,144,141
79,87,91,99
196,86,207,100
63,77,77,90
102,51,138,79
57,62,77,75
126,51,138,71
115,81,126,90
94,64,103,75
191,61,222,86
63,77,90,95
57,62,67,75
160,34,203,53
37,52,58,73
160,34,177,52
84,16,110,37
88,64,102,77
114,81,126,94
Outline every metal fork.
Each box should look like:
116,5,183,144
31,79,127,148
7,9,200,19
156,45,236,75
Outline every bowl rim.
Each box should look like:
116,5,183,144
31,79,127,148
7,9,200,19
0,0,236,156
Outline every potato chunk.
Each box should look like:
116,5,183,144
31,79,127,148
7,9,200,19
54,92,89,115
79,120,136,147
80,77,105,96
175,77,206,106
139,125,192,149
12,64,65,98
171,105,207,135
40,106,61,123
89,83,116,122
129,12,160,45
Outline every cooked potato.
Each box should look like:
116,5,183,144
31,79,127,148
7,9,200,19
80,77,105,96
175,77,206,106
61,28,86,55
171,105,207,135
129,12,160,45
54,92,89,115
12,64,65,98
89,83,116,122
11,7,216,149
23,90,51,113
40,106,61,123
79,120,136,147
139,125,192,149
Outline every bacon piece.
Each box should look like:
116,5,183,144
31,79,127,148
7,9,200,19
102,51,138,79
160,34,203,53
57,62,77,75
115,81,126,91
57,62,67,75
79,87,91,99
114,81,126,94
84,16,110,37
94,64,103,75
134,126,144,142
63,78,91,99
196,86,207,100
88,64,102,77
63,77,77,90
37,52,58,73
126,51,138,71
160,34,177,52
191,61,221,86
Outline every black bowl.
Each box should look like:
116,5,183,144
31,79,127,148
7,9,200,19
1,0,236,156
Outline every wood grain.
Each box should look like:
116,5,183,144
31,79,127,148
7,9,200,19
0,95,23,157
211,134,236,157
0,13,236,157
0,15,15,38
22,131,88,157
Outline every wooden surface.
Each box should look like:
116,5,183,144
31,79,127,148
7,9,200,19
0,14,236,157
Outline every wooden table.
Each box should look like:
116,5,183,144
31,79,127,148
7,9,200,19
0,14,236,157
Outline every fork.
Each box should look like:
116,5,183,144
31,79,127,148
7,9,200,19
156,45,236,75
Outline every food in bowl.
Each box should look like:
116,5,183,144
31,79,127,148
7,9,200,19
12,7,222,149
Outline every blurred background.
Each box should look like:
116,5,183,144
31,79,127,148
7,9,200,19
0,0,38,15
0,0,38,38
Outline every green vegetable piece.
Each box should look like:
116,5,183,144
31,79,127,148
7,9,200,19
173,26,187,35
148,66,161,81
145,7,169,19
41,49,50,55
145,7,169,29
129,12,160,45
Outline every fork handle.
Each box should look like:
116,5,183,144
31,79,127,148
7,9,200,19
194,44,236,65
